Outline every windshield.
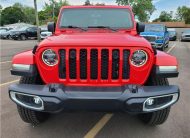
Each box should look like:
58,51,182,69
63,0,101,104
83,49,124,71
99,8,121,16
169,31,176,35
59,8,133,29
145,24,165,32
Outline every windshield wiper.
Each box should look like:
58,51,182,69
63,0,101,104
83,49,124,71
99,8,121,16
60,25,87,31
87,26,117,32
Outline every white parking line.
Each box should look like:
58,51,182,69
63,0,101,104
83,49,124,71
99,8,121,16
0,79,19,87
167,43,177,53
0,61,11,64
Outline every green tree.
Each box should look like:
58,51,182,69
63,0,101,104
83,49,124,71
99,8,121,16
1,6,26,25
40,0,69,23
154,11,173,22
13,2,36,24
176,6,190,24
116,0,156,22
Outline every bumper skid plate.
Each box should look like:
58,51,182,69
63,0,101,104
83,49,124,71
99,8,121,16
9,84,180,113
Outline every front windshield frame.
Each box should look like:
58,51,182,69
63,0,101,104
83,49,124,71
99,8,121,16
145,24,165,32
58,8,134,30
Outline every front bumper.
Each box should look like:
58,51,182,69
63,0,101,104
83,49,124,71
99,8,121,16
151,42,164,48
9,84,180,113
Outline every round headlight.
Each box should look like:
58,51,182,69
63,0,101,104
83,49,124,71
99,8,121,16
42,49,58,66
130,50,148,67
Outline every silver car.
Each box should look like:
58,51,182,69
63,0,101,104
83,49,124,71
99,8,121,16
181,29,190,41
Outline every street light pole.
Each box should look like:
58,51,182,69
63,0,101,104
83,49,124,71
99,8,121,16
34,0,41,42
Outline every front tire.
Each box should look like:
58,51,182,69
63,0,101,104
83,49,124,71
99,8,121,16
139,76,171,125
20,34,27,40
17,76,48,125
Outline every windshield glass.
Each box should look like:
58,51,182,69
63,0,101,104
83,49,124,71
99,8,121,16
169,31,176,35
59,8,133,29
145,24,165,32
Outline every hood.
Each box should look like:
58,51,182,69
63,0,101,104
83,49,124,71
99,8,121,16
182,32,190,36
140,31,164,37
39,33,151,49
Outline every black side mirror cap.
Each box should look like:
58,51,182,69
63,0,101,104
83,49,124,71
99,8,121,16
136,23,145,34
48,22,56,33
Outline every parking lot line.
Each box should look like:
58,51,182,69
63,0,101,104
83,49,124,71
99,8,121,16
0,61,11,64
84,113,113,138
167,43,177,53
0,79,19,87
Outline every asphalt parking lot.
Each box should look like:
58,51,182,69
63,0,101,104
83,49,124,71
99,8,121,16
0,39,190,138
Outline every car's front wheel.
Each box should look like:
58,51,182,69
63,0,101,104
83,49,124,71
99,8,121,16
16,76,49,125
20,34,27,40
138,76,171,125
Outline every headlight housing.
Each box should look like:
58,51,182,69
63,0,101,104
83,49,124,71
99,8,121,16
130,50,148,67
42,49,58,66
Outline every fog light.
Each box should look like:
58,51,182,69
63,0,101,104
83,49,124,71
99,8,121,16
33,97,42,104
145,98,154,106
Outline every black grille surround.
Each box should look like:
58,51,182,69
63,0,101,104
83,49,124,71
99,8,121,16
59,48,130,81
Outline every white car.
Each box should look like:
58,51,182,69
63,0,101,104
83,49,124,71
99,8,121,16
40,31,52,39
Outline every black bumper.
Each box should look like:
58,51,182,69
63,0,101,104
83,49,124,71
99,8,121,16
9,84,180,113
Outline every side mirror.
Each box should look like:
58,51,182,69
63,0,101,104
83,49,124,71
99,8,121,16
136,23,145,34
48,22,55,33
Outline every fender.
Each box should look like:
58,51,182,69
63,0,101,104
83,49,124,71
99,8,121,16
154,51,178,78
12,50,35,64
155,51,178,66
11,50,37,77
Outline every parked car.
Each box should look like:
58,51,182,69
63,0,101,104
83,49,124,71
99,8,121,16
181,29,190,41
9,6,179,126
168,29,177,41
140,24,169,51
40,30,52,39
10,26,37,40
0,27,13,39
0,28,14,39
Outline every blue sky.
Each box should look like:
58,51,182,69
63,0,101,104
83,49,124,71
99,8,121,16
1,0,190,21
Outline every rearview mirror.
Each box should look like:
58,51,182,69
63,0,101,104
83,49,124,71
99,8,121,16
48,22,56,33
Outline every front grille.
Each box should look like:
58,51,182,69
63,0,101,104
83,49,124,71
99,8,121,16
143,36,156,42
59,48,130,82
185,35,190,37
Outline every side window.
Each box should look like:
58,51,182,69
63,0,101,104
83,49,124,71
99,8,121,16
28,27,37,32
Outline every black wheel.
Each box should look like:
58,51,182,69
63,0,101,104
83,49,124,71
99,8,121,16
8,35,12,39
17,76,48,125
165,41,169,48
139,76,171,125
17,105,48,125
20,34,27,40
160,46,165,51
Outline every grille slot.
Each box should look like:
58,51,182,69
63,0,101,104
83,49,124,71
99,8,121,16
69,49,76,79
90,49,98,79
59,50,66,79
112,49,120,79
101,49,109,79
80,49,87,79
123,50,130,79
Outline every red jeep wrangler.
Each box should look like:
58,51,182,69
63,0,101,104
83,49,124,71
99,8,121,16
9,6,180,125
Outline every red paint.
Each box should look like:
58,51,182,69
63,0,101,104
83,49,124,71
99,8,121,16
155,51,178,66
12,50,35,64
